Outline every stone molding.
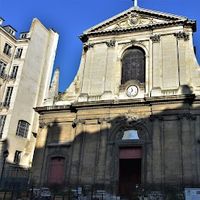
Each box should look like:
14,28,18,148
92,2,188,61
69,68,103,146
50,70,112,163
150,113,196,121
72,119,86,128
83,43,94,51
150,34,160,43
39,121,49,128
106,40,116,47
177,113,196,120
98,118,111,124
174,31,189,41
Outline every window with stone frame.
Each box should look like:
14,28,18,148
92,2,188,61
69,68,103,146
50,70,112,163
16,120,29,138
10,65,18,79
121,47,145,84
3,43,12,56
0,61,6,77
15,48,23,58
14,150,22,164
0,115,6,138
4,87,13,107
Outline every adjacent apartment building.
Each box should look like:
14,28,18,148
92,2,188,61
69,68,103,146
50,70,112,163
0,17,59,176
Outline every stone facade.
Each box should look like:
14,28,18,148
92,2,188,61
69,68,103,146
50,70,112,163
32,6,200,197
0,18,58,173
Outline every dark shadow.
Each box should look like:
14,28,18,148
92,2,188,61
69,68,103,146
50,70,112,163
30,84,200,199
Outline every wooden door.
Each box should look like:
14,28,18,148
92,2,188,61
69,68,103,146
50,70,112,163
48,157,65,185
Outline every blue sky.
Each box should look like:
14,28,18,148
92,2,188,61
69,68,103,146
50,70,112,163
1,0,200,92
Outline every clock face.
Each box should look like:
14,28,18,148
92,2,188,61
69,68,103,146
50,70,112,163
126,85,138,97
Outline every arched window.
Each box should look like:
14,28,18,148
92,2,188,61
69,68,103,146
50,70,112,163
48,156,65,185
16,120,29,138
122,130,139,140
121,47,145,84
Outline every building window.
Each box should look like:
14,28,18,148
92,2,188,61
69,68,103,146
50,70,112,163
3,43,12,56
20,33,27,39
122,130,139,140
16,120,29,138
48,157,65,185
4,87,13,107
0,61,6,77
14,150,21,164
121,47,145,84
10,66,18,79
0,115,6,138
15,48,23,58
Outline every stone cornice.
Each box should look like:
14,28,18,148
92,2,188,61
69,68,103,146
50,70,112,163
35,94,198,113
80,20,195,40
84,7,188,34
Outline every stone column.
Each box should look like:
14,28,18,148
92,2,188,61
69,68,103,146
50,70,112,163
150,34,162,95
32,122,48,185
151,116,163,186
174,32,189,86
180,114,196,185
81,44,94,95
103,40,116,97
68,119,85,185
95,119,109,186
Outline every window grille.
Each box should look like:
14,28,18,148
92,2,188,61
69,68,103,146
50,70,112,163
15,48,23,58
121,47,145,84
0,115,6,138
10,66,18,79
0,61,6,77
16,120,29,138
4,87,13,107
3,43,11,56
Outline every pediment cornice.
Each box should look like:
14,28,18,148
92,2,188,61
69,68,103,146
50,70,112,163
80,20,195,40
80,7,196,40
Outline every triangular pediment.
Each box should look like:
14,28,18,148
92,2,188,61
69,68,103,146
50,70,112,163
84,7,188,35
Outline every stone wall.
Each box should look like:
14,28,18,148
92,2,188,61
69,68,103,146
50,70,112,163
32,96,200,194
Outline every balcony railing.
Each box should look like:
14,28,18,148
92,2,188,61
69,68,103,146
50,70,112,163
0,73,16,81
0,101,10,108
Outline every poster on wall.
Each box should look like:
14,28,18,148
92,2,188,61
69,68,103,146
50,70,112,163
185,188,200,200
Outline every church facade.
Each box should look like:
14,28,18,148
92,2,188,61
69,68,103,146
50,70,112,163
32,6,200,198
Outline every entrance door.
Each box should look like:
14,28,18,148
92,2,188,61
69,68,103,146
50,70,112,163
48,157,65,185
119,147,142,199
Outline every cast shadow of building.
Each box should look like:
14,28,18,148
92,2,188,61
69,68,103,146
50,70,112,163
32,84,200,199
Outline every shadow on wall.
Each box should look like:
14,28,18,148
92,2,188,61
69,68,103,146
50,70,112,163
31,84,200,199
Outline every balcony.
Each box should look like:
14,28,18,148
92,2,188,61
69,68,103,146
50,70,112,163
0,101,10,109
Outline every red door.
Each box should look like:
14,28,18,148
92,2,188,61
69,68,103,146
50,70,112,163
48,157,65,185
119,147,142,199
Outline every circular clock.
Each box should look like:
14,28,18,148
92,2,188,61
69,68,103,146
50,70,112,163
126,85,138,97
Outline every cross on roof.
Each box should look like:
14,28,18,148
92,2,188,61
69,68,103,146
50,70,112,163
133,0,138,7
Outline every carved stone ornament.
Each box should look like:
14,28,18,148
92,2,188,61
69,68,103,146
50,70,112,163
174,31,189,41
39,121,48,128
72,119,86,128
106,40,116,47
150,34,160,43
128,13,140,25
178,113,196,120
98,118,110,124
83,43,94,51
127,115,139,122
